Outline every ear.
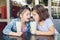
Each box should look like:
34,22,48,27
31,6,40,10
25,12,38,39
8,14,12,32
20,14,23,18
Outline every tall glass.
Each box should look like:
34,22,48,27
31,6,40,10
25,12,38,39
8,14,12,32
30,21,36,34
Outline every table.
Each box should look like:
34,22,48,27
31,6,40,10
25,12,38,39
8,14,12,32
0,32,54,40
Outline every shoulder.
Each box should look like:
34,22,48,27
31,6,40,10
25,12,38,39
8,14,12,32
45,18,52,22
45,18,54,27
11,18,20,22
8,18,20,24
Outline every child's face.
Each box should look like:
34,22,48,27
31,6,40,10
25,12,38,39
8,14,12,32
20,9,31,22
32,10,40,22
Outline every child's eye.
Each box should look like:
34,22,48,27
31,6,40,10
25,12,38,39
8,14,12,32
27,13,30,16
33,14,36,16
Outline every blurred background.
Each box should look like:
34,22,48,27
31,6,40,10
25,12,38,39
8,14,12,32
0,0,60,33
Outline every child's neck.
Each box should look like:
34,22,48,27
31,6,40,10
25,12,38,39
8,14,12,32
39,21,44,27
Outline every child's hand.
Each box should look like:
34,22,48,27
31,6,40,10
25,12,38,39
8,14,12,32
16,32,22,36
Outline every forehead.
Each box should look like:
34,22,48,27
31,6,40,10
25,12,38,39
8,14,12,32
32,10,37,14
21,9,30,15
24,9,30,12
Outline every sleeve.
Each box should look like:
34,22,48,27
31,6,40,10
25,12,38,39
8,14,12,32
3,19,15,35
47,19,54,28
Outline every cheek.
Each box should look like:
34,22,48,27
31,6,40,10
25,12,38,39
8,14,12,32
34,15,38,19
36,16,39,20
23,16,27,19
35,17,38,20
23,15,29,21
35,15,39,21
37,16,39,19
34,16,36,19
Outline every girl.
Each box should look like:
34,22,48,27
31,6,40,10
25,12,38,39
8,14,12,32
32,5,59,35
3,5,31,36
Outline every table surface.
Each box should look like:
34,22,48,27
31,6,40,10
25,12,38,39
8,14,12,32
0,32,54,40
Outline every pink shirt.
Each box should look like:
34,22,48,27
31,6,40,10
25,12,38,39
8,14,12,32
22,24,26,32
